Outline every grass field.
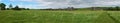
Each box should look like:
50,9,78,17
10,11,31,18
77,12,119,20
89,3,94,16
0,10,120,23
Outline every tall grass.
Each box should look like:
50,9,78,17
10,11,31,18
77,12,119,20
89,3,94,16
0,10,119,23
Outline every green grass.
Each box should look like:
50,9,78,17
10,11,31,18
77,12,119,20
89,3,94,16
0,10,119,23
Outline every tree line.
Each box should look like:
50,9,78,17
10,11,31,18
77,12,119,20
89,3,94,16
87,6,120,11
105,6,120,11
0,3,29,10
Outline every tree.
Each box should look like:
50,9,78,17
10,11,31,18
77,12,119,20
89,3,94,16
26,8,29,10
9,4,13,9
67,7,74,11
13,5,21,10
115,6,119,11
0,3,6,10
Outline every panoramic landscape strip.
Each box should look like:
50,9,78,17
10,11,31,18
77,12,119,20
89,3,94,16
0,0,120,23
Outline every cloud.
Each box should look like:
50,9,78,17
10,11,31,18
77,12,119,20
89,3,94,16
94,1,120,5
6,0,120,9
37,0,120,8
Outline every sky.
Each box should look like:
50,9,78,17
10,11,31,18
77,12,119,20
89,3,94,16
0,0,120,9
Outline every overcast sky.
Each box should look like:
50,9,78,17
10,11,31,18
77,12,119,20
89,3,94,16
0,0,120,9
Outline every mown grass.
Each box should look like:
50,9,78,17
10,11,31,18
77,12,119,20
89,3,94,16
0,10,119,23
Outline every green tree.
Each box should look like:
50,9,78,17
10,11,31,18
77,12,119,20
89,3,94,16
14,5,20,10
9,4,13,9
115,6,119,11
0,3,6,10
26,8,29,10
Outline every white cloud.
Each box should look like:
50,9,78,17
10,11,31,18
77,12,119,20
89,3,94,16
95,1,120,5
36,0,120,8
7,0,120,9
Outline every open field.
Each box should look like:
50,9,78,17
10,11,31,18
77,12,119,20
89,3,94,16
0,10,120,23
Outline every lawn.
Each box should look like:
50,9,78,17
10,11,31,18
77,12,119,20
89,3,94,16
0,10,120,23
